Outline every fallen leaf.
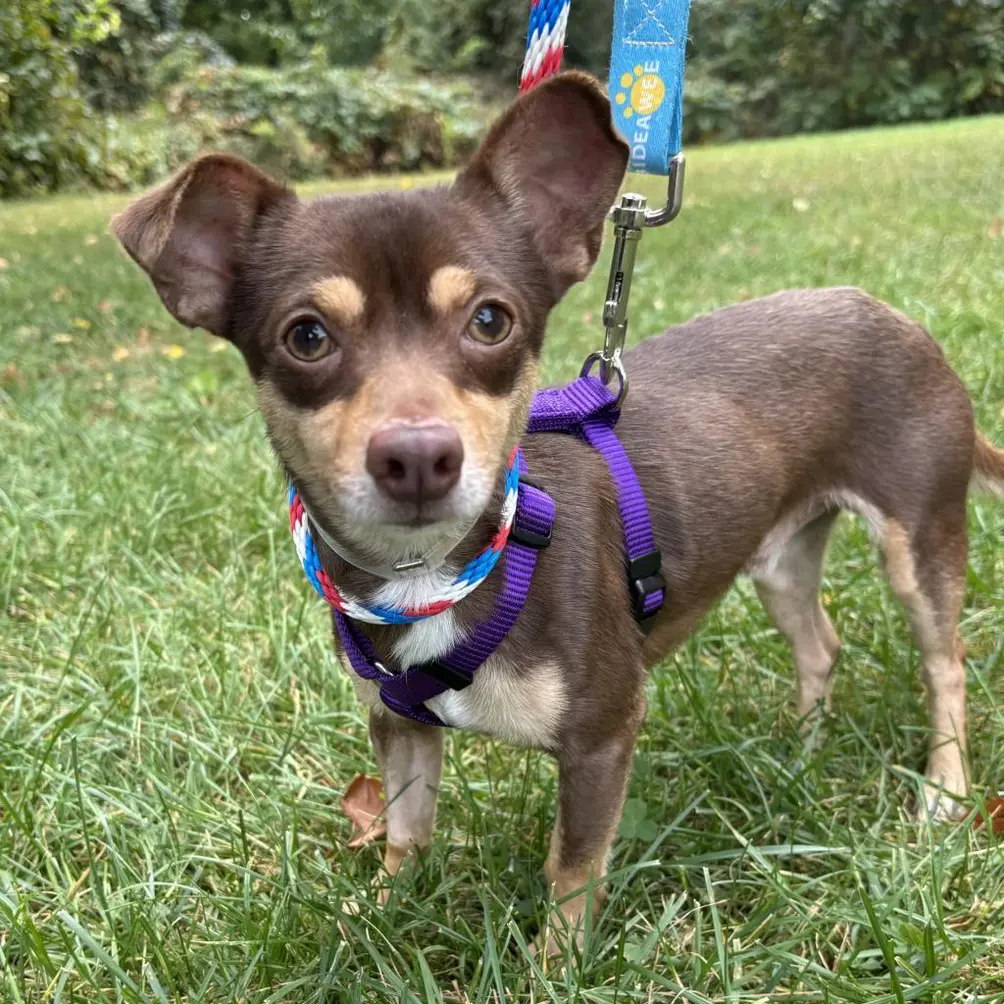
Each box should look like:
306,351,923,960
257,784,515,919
161,344,185,360
1,363,22,387
975,797,1004,834
989,217,1002,239
0,257,8,270
84,235,99,246
52,286,68,302
137,327,150,347
53,333,74,344
71,317,91,330
98,300,114,313
792,197,810,212
341,774,386,848
112,346,130,362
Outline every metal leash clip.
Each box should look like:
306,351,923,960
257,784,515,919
582,154,686,406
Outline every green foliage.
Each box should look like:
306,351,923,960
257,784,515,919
181,0,396,67
75,0,218,112
3,0,1004,195
154,59,491,179
0,0,119,197
684,0,1004,142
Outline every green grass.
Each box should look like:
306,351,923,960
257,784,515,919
2,114,1004,1002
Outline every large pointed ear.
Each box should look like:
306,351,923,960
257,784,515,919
110,154,294,335
455,71,628,296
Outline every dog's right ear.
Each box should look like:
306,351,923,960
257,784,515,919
111,154,294,336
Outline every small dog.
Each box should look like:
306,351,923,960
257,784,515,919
112,72,1003,944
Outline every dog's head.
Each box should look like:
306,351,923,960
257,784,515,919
112,73,627,561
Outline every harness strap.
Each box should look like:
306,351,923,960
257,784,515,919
333,467,555,726
529,376,665,622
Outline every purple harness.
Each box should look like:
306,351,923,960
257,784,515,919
328,375,665,726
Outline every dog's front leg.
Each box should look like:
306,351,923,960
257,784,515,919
541,726,639,954
368,711,444,879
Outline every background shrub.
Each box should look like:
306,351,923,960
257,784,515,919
2,0,1003,196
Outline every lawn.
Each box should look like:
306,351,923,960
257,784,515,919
2,114,1004,1002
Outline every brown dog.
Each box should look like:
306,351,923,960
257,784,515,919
111,72,1003,945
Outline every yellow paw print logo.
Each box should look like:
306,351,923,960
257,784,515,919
615,66,666,118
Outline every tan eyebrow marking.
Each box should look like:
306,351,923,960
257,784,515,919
428,265,476,315
312,275,365,325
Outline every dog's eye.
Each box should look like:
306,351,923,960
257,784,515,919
284,319,334,362
467,303,513,345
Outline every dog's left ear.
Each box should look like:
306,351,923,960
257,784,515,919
455,71,629,297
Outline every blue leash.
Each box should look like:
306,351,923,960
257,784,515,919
609,0,691,175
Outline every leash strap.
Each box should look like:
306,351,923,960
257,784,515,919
521,0,571,91
528,376,665,620
608,0,691,175
333,470,555,726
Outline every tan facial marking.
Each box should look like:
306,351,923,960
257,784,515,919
428,266,476,315
313,275,365,325
256,354,538,526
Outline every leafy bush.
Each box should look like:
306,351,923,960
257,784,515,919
683,0,1004,143
0,0,118,197
161,59,492,178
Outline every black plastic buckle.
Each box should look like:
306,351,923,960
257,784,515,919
509,475,552,550
421,661,473,691
627,550,665,630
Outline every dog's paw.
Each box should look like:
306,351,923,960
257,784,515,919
531,924,582,970
915,782,967,823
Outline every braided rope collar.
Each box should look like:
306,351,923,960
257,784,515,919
288,446,520,625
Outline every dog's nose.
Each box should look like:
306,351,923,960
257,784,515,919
366,424,464,505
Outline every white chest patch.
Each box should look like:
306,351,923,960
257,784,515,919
353,570,567,748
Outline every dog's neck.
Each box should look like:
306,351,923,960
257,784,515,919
310,475,508,608
301,498,481,581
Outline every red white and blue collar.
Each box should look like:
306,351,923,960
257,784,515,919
288,447,521,625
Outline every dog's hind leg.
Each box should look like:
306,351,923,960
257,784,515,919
752,511,842,727
880,515,970,818
369,711,444,880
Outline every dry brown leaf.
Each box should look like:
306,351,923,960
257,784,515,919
98,300,114,313
52,286,68,302
341,774,386,848
989,217,1002,239
975,797,1004,835
137,327,150,347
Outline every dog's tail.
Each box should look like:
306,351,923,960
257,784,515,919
971,431,1004,498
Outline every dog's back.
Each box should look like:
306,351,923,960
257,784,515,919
606,285,999,815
